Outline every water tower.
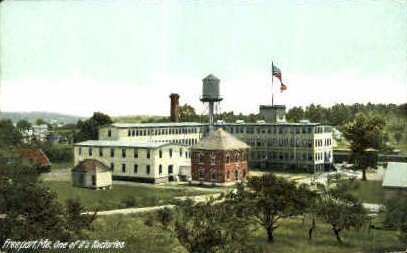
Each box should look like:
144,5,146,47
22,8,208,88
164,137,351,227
200,74,223,134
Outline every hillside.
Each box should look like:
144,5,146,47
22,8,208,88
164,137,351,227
2,111,85,124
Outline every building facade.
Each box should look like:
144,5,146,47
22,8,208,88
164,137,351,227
96,121,333,173
72,159,113,190
74,140,190,183
191,129,250,186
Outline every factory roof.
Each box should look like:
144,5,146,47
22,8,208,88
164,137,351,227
18,149,51,168
103,121,323,129
382,162,407,189
105,122,206,129
191,128,250,151
75,140,182,149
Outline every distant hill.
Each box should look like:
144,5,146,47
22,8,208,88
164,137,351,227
2,112,85,124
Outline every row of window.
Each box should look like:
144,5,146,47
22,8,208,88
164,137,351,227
315,138,332,147
253,151,332,162
78,147,191,159
197,169,247,182
225,125,332,135
196,152,248,164
122,127,202,137
111,163,174,175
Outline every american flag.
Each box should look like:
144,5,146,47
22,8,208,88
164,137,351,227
272,64,287,92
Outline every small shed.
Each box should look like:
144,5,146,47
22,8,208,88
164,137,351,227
18,149,51,172
382,162,407,197
72,159,112,190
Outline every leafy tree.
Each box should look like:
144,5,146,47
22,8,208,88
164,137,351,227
343,113,386,180
232,174,314,243
145,199,253,253
76,112,113,142
286,106,304,122
384,195,407,246
16,120,32,131
305,104,327,123
0,156,95,244
315,175,368,243
35,118,47,125
0,120,23,149
179,104,199,122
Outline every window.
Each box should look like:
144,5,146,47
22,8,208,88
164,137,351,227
134,164,138,174
180,148,183,157
88,148,93,156
78,148,82,155
132,130,135,136
210,154,216,165
226,155,230,164
122,149,126,158
198,153,204,163
91,175,96,186
128,129,131,136
108,130,112,137
199,170,205,181
226,171,230,180
168,165,173,174
235,170,239,181
159,165,162,174
134,148,138,158
110,163,114,171
211,171,217,181
169,148,173,158
147,149,151,159
146,165,150,175
99,148,103,157
159,149,162,158
122,164,126,173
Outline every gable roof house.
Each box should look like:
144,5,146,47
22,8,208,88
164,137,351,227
18,149,52,172
72,159,112,190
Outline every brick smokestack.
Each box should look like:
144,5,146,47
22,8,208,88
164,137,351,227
169,93,180,122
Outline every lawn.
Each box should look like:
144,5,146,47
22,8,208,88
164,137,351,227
349,180,385,204
81,213,404,253
44,181,208,211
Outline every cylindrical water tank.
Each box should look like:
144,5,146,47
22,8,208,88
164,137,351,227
201,74,222,102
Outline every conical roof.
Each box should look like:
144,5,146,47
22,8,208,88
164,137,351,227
191,129,250,151
203,74,220,81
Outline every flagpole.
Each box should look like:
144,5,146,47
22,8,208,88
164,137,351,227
271,61,274,106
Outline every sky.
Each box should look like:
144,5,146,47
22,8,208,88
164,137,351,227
1,0,406,117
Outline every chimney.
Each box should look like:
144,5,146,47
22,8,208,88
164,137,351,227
169,93,180,122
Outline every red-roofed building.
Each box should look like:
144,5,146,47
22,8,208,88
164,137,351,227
18,149,52,172
72,159,112,189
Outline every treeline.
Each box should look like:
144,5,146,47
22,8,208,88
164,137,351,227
286,103,406,127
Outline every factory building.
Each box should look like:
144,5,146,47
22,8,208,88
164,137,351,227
74,140,190,183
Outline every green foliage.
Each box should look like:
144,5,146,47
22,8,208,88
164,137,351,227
16,119,32,130
179,104,200,122
35,118,47,125
232,174,316,243
75,112,113,142
0,119,23,148
315,175,369,243
384,195,407,246
27,141,73,163
0,156,94,245
146,199,254,253
343,113,386,180
286,106,305,122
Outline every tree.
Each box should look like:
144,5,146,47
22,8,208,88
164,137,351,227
232,174,314,243
76,112,113,142
286,106,305,123
0,156,95,244
35,118,47,125
0,120,23,149
342,113,386,180
145,199,253,253
315,175,368,243
179,104,200,122
305,104,327,123
16,120,32,131
384,195,407,246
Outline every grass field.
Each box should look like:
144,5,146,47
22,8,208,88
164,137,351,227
349,180,385,204
44,181,208,211
82,213,404,253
